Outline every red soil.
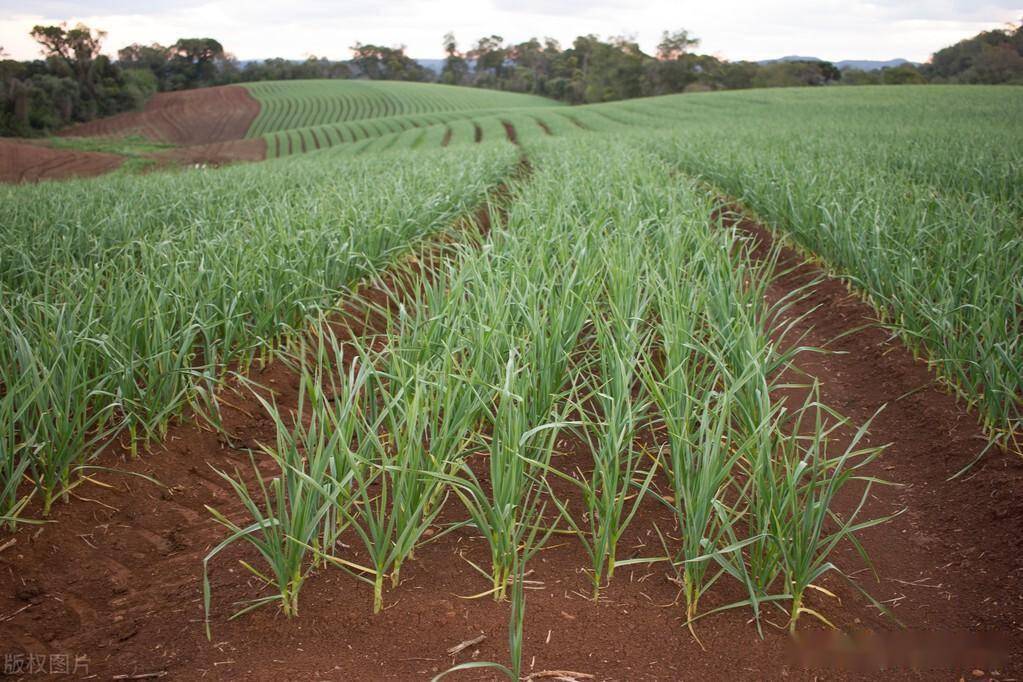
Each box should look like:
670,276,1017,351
153,138,268,168
60,85,260,146
1,202,1021,680
0,139,123,184
502,121,518,145
2,85,265,184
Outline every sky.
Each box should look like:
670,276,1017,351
1,0,1021,63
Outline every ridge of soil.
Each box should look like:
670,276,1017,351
0,139,124,184
1,196,1021,680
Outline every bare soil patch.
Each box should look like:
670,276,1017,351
502,121,518,145
0,139,123,183
152,138,268,168
60,85,260,146
1,199,1020,680
2,85,265,183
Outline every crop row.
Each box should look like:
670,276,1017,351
472,86,1022,446
245,80,557,138
0,144,520,524
262,108,594,159
609,86,1022,447
205,136,890,677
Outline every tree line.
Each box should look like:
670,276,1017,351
2,20,1020,137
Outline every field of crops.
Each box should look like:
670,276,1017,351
243,80,560,157
217,83,1023,447
624,87,1023,446
2,82,1022,679
0,145,519,519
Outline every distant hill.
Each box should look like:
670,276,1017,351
415,58,480,74
416,59,446,74
758,55,821,64
758,55,917,71
836,58,915,71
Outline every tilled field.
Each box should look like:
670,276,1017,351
59,85,261,146
0,139,123,183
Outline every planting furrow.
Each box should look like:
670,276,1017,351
501,121,518,144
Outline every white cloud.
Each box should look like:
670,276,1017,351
1,0,1019,62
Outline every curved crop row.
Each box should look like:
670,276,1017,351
262,108,568,158
244,80,559,138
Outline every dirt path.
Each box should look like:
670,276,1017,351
501,121,518,145
1,195,1021,680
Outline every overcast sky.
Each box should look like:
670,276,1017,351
2,0,1020,63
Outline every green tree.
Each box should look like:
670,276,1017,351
926,20,1022,83
470,35,507,82
350,43,429,81
30,23,105,99
881,63,926,85
753,60,840,88
650,29,704,94
169,38,226,88
440,32,469,85
716,60,759,89
839,68,881,85
656,29,699,60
